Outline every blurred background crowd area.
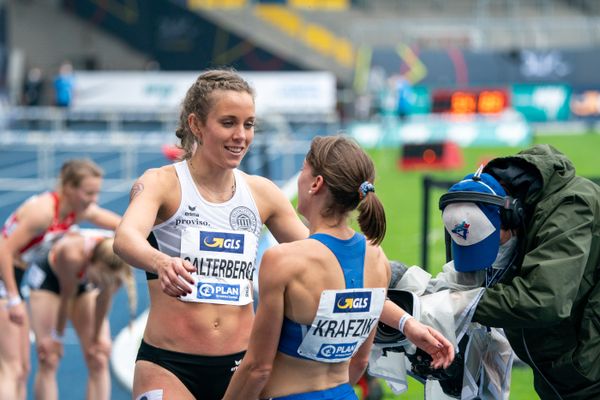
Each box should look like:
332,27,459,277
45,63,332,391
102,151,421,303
2,0,600,127
1,1,600,398
1,0,599,202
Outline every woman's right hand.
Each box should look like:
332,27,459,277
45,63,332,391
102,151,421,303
154,255,196,297
7,301,26,325
404,318,455,370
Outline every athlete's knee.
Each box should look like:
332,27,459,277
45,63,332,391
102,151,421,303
0,359,23,380
17,361,30,383
135,389,164,400
37,357,60,373
85,340,112,373
85,350,109,374
36,344,60,372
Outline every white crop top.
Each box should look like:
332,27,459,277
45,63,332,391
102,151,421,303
151,161,263,306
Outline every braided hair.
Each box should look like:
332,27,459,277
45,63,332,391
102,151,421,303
175,68,255,160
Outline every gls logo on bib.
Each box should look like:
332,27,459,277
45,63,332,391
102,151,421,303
333,292,371,313
199,231,244,254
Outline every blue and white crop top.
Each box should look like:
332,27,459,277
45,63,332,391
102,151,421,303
277,233,386,363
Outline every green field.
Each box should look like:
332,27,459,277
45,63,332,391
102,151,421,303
363,132,600,399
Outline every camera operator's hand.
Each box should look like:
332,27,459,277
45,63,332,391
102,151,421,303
404,318,454,369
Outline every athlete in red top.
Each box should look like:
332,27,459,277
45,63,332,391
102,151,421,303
0,159,120,400
3,192,76,262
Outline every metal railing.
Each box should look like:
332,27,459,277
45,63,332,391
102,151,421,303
0,106,336,193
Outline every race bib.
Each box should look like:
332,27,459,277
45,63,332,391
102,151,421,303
178,227,258,306
27,263,47,290
297,288,386,363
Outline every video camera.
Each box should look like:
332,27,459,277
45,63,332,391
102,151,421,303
374,288,466,398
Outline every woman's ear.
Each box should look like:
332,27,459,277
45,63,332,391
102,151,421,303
311,175,325,194
187,113,203,145
62,182,75,197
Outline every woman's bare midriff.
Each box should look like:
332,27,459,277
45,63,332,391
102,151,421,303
143,281,254,355
261,353,349,398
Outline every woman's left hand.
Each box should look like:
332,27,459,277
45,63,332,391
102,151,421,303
403,318,455,370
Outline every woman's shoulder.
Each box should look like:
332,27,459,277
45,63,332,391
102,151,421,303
241,171,280,193
17,192,56,226
141,164,178,181
22,191,54,209
135,164,180,192
365,243,391,287
55,232,85,248
269,239,327,267
262,240,314,270
264,239,306,259
53,234,86,264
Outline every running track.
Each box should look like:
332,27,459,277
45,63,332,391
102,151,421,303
0,141,302,399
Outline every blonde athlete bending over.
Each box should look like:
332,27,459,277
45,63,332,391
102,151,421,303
0,159,120,400
113,69,308,400
29,231,135,400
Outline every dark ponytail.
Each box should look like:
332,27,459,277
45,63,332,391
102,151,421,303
305,135,386,245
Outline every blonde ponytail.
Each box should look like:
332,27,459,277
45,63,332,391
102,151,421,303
91,238,138,324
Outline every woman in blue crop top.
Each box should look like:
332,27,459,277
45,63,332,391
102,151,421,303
223,135,454,400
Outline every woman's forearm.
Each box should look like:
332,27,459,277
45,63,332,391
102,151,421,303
93,288,113,342
222,361,271,400
0,250,18,297
113,227,165,273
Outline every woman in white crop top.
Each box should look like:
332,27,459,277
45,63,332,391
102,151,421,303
113,68,308,400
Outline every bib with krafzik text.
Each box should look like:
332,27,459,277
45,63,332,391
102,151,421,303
297,287,386,363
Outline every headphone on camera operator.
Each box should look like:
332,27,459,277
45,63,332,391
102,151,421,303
438,170,526,287
440,170,566,400
374,169,530,399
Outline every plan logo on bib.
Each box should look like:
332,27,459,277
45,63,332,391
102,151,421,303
199,231,244,254
317,342,358,360
197,282,240,302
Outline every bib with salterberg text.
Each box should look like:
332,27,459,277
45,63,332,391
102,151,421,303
297,287,386,363
178,226,257,306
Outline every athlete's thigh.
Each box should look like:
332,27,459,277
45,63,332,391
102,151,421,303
133,360,195,400
69,291,105,348
0,304,26,364
19,313,30,372
28,290,60,338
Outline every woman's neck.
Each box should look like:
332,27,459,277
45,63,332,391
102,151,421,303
187,158,236,202
308,217,354,239
55,190,75,219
